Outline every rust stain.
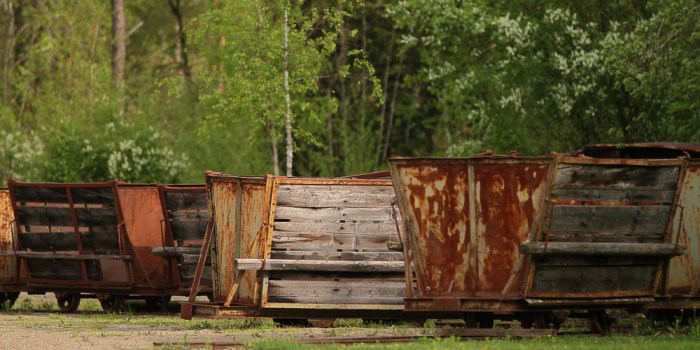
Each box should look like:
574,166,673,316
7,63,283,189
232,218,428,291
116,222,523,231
475,162,549,294
402,163,471,297
0,190,18,283
667,163,700,295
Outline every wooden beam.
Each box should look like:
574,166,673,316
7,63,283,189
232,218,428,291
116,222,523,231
15,251,131,260
520,242,685,256
234,258,404,272
152,246,202,256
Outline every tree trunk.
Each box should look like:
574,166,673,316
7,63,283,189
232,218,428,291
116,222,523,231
269,121,280,176
3,0,15,106
167,0,192,84
283,9,293,177
111,0,126,87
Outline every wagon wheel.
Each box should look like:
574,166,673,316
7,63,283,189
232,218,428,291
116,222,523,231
54,292,81,313
273,318,310,327
464,312,494,328
588,310,613,335
144,296,172,311
0,292,20,310
97,294,126,313
519,311,567,330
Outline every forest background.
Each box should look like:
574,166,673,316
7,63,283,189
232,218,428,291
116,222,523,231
1,0,698,185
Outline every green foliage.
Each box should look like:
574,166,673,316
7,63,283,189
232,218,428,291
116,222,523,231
606,0,700,141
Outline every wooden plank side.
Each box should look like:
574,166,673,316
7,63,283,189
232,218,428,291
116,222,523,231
75,207,118,227
271,231,400,252
276,185,395,208
71,187,115,206
536,255,662,267
274,221,397,235
549,205,670,235
267,279,405,304
168,211,208,220
12,187,68,203
550,188,677,203
19,232,77,251
164,192,207,211
179,265,212,282
26,258,100,280
16,206,74,226
235,258,404,272
274,207,393,222
554,164,680,190
530,265,657,293
270,251,404,261
80,231,120,254
170,220,208,241
548,235,664,243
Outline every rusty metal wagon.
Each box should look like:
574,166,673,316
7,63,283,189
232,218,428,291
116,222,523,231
4,180,211,312
181,172,414,325
388,154,691,331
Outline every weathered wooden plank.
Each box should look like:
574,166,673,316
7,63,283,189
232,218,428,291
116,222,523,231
26,258,100,280
235,259,404,272
273,221,397,235
268,271,405,281
16,206,74,226
536,255,662,267
269,251,404,262
170,220,208,241
530,265,657,293
276,185,395,208
164,192,207,211
521,242,685,256
550,188,677,203
71,187,115,206
549,205,670,235
168,211,208,220
271,232,400,251
75,207,118,227
554,164,680,190
179,265,212,281
274,207,393,222
180,254,210,266
152,246,202,256
548,234,664,243
12,186,68,203
267,279,405,304
19,232,77,251
80,230,120,254
16,251,130,260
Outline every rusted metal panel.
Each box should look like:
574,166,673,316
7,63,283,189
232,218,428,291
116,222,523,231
388,157,550,300
117,186,169,288
666,161,700,295
0,190,19,286
206,173,267,305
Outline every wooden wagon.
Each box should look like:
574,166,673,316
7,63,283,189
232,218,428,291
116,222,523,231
181,173,414,325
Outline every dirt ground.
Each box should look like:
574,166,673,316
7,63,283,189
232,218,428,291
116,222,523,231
0,293,427,350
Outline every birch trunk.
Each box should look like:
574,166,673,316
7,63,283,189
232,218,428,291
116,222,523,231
283,9,293,177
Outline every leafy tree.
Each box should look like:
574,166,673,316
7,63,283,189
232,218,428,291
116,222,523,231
606,0,700,142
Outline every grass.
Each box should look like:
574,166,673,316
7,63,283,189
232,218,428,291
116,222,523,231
3,296,700,349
